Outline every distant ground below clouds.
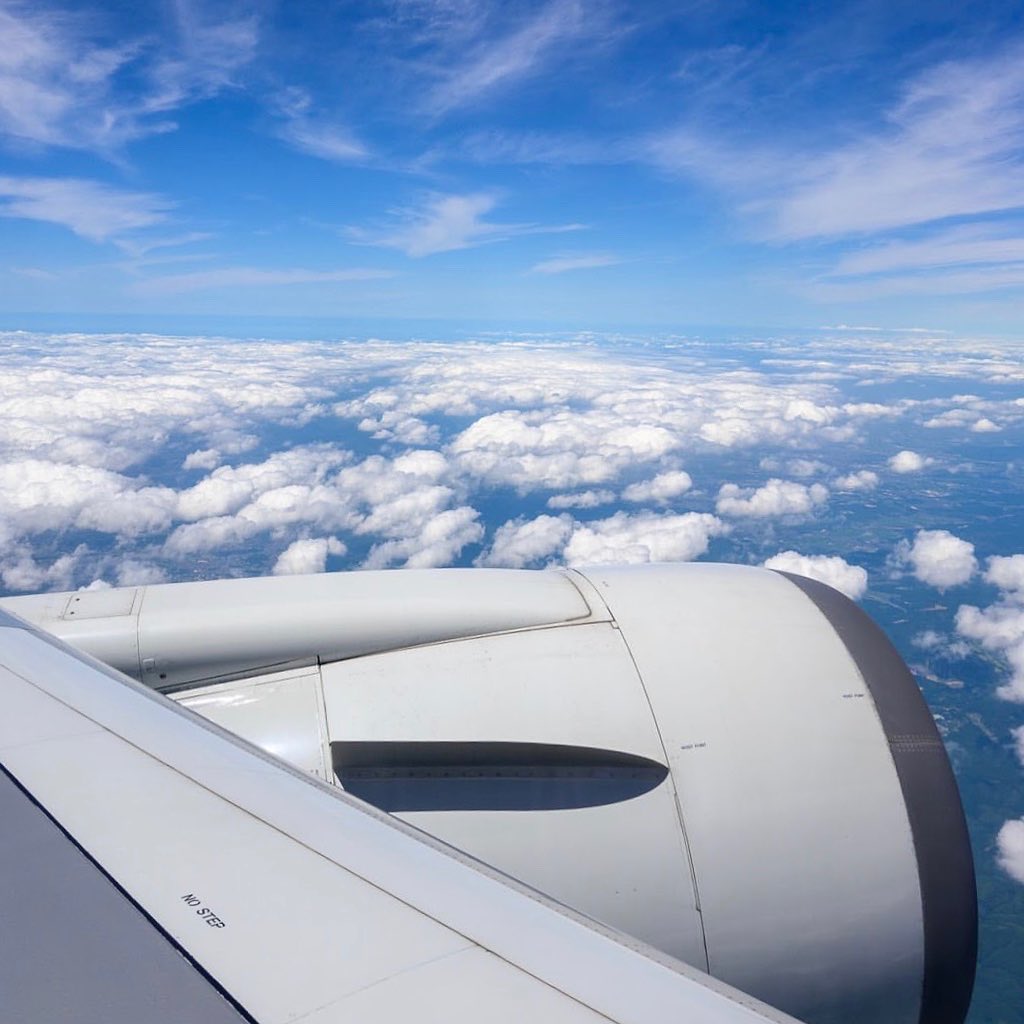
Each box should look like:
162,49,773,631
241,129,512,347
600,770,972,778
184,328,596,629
1,328,1022,1022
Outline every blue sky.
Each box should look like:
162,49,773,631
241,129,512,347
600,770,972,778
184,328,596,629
2,0,1024,334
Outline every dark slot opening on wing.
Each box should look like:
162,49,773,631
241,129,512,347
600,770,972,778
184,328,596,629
332,740,668,812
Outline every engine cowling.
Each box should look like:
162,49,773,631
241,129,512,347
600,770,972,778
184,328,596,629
0,563,976,1024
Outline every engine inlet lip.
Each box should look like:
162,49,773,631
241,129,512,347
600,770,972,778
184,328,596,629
773,570,978,1024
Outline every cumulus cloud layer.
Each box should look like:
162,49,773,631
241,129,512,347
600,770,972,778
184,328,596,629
897,530,977,589
273,537,347,575
716,479,828,518
0,329,1012,593
763,551,868,600
562,511,728,566
889,449,933,473
622,470,692,504
477,510,728,568
476,514,573,568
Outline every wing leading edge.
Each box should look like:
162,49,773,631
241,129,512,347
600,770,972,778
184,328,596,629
0,606,799,1024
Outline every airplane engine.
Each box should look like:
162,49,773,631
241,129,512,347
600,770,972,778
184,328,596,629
0,563,976,1024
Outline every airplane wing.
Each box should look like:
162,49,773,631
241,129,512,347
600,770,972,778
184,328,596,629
0,603,800,1024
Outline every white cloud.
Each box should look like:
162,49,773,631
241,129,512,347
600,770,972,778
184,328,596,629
912,630,943,650
114,559,167,586
336,343,880,479
762,46,1024,241
622,470,692,504
888,449,933,473
784,458,828,478
271,87,368,163
423,0,592,115
842,402,900,419
956,553,1024,702
924,409,979,429
986,555,1024,596
0,338,332,479
833,469,879,491
349,192,581,257
832,225,1024,277
0,544,85,593
763,550,868,600
183,448,220,471
0,2,256,152
272,536,347,576
956,604,1024,703
645,45,1024,303
896,529,977,590
808,262,1024,302
530,252,619,274
997,819,1024,885
1013,726,1024,769
546,490,615,509
363,506,484,569
175,447,351,522
0,330,1007,594
163,513,263,555
476,514,573,568
0,176,171,242
562,511,728,566
715,478,828,519
450,410,680,493
166,446,459,560
910,629,972,661
972,417,1001,433
352,192,498,257
137,266,392,295
0,459,177,536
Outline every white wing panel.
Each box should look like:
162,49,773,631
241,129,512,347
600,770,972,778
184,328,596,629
0,614,799,1024
177,666,332,780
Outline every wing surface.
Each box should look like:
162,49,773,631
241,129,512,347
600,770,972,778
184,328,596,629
0,606,800,1024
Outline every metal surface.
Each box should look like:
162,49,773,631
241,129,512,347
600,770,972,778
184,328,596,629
575,563,926,1024
177,666,332,781
774,571,978,1024
0,608,800,1024
1,564,977,1024
0,569,593,689
322,620,707,969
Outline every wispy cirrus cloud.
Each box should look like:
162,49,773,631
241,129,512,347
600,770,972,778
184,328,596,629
649,43,1024,242
0,0,257,154
832,225,1024,277
270,86,368,163
801,222,1024,301
0,175,172,241
807,263,1024,302
136,265,394,295
417,0,596,116
762,46,1024,242
530,251,620,274
348,192,583,257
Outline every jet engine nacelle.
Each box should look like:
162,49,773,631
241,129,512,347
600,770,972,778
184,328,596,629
0,564,976,1024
